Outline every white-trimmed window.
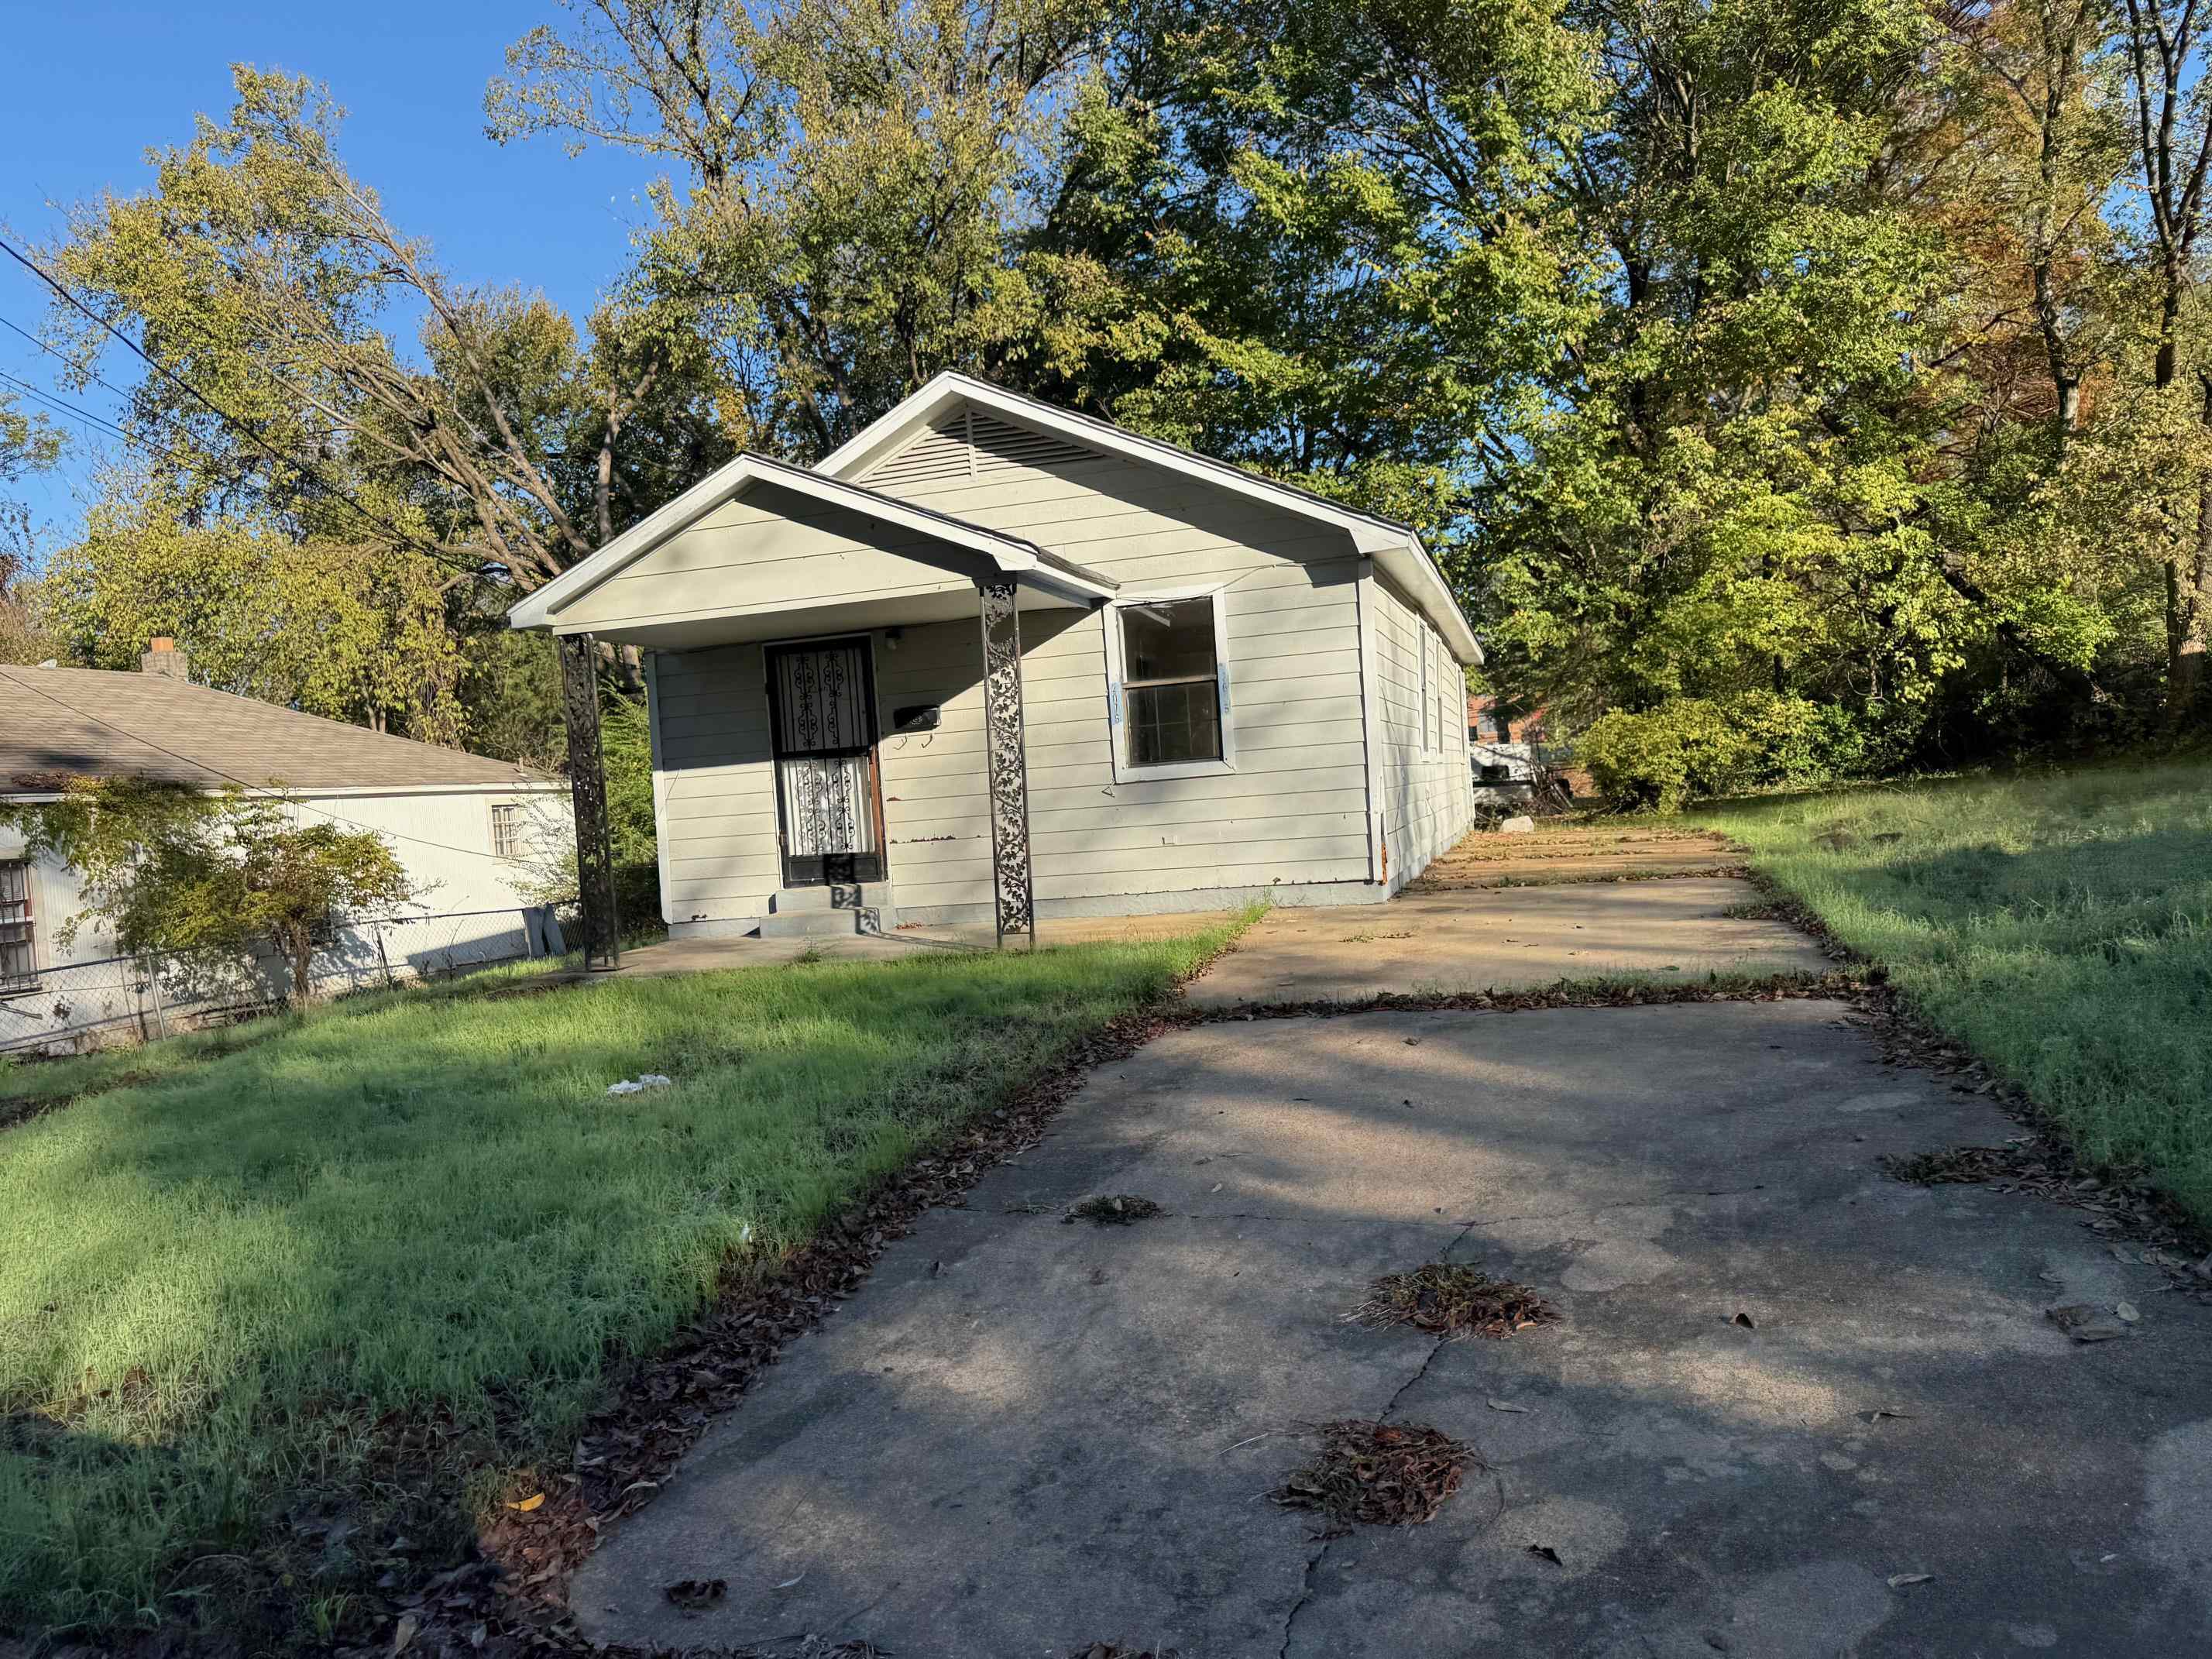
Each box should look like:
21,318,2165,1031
489,803,525,860
1106,590,1235,781
0,860,34,994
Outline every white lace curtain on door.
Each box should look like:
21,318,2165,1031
773,643,878,860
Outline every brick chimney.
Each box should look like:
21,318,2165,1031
139,637,189,679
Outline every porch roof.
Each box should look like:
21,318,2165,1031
506,451,1118,636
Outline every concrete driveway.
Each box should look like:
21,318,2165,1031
1184,878,1826,1008
572,875,2212,1657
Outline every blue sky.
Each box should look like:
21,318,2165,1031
1,2,658,540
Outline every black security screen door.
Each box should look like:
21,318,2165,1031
766,638,885,886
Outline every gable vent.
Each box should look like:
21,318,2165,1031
864,406,1104,491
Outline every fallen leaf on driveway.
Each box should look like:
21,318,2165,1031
1887,1572,1934,1588
1487,1399,1531,1413
1527,1544,1563,1565
2116,1301,2141,1324
1732,1312,1757,1329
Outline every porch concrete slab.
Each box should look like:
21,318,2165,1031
1186,877,1827,1008
570,1001,2212,1657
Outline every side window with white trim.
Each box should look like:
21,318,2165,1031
1111,593,1231,774
489,802,524,860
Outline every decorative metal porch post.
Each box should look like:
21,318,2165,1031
978,579,1036,948
559,631,622,972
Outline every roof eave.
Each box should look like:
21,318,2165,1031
507,448,1115,631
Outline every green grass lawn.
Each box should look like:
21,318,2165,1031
0,919,1244,1640
1694,761,2212,1222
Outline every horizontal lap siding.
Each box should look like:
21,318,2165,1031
1371,577,1472,890
649,645,779,920
875,620,993,912
863,437,1372,905
565,481,985,632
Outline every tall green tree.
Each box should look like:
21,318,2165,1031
488,0,1128,452
0,391,62,665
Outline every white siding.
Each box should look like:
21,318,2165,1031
865,418,1372,914
647,406,1385,922
560,480,991,633
650,643,780,921
0,784,568,1052
1369,574,1474,891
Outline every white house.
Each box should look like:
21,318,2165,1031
1,643,572,1051
510,373,1481,942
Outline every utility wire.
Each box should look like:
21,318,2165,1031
0,234,492,579
0,367,135,445
0,666,559,867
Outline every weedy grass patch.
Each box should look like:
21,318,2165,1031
1694,760,2212,1225
0,917,1247,1640
1271,1420,1472,1527
1350,1263,1558,1340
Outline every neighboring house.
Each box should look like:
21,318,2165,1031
510,373,1482,940
1,642,571,1050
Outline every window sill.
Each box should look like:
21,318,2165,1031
1110,757,1238,784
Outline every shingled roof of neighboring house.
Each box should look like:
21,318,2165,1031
0,665,555,793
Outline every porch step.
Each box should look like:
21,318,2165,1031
757,884,901,939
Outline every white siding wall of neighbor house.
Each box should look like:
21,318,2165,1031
0,784,568,1050
641,409,1404,926
1369,573,1475,893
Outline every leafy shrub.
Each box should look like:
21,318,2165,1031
1579,694,1876,810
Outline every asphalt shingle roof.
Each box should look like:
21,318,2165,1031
0,665,554,793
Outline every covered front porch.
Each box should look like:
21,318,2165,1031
507,452,1121,955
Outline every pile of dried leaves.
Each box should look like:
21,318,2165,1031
1065,1194,1164,1226
1351,1263,1558,1340
1273,1420,1471,1527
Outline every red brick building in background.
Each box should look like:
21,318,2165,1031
1466,692,1548,745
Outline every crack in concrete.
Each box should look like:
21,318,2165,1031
1274,1216,1482,1659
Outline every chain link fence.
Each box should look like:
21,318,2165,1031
0,905,569,1056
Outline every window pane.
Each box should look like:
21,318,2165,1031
1127,681,1222,766
1120,599,1217,682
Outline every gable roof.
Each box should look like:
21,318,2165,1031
818,372,1484,665
506,449,1118,631
0,666,554,793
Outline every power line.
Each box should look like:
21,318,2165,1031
0,367,134,445
0,234,491,579
0,666,558,867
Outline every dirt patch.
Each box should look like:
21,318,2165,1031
1351,1263,1558,1340
1272,1420,1472,1527
1204,968,1866,1024
1065,1194,1164,1226
1407,826,1742,891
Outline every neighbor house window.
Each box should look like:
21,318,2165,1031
489,803,524,860
1114,595,1227,770
0,861,33,994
